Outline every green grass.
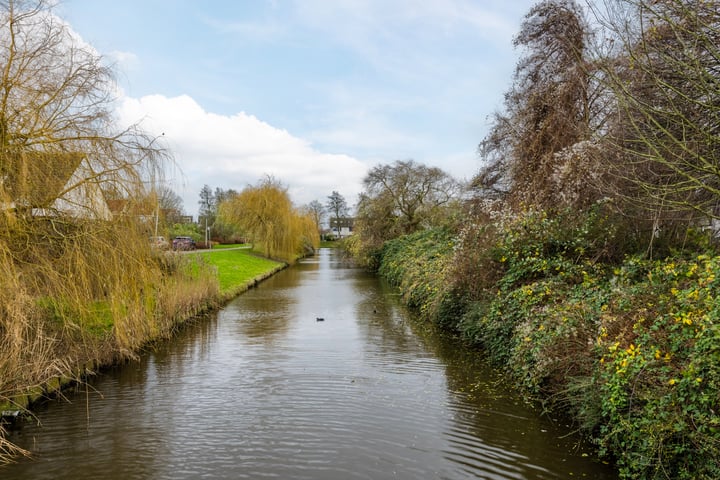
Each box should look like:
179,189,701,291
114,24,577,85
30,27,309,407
196,246,284,294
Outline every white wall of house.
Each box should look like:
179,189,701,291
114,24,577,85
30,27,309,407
51,160,112,220
332,226,353,238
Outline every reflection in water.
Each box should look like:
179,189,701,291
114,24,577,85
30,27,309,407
1,249,616,480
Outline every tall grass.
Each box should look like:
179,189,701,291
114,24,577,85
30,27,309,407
0,215,217,418
0,234,289,465
0,218,299,466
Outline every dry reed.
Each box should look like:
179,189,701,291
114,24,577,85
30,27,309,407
0,213,218,464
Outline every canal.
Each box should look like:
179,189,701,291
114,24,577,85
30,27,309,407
2,249,616,479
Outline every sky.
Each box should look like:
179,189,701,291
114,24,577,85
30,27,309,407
57,0,538,218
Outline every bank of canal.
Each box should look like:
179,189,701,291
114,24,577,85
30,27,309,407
1,249,616,479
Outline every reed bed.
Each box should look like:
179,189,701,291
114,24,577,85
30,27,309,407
0,215,219,464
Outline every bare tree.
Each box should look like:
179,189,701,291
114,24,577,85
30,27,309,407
214,187,238,206
363,160,459,231
326,190,349,237
305,199,325,236
595,0,720,227
355,159,460,255
157,185,184,224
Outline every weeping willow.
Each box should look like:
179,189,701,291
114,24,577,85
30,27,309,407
218,176,320,262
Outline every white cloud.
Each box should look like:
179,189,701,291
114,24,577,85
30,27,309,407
117,94,368,217
107,50,140,71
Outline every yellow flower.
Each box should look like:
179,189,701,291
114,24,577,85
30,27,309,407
669,379,677,385
696,377,703,384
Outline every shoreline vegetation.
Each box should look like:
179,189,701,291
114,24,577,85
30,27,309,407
0,238,284,465
367,222,720,480
335,0,720,477
197,246,286,300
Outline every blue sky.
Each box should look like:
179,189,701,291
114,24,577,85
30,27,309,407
59,0,538,217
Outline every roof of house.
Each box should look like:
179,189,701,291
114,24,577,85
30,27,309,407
1,149,84,208
329,217,355,227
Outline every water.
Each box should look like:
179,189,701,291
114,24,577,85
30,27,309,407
2,249,616,479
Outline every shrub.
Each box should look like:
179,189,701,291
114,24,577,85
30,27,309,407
593,255,720,479
374,204,720,479
0,217,218,404
378,228,458,322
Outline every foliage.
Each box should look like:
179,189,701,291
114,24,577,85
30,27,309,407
457,206,616,363
0,216,218,403
353,159,461,266
592,255,720,479
378,228,458,324
0,0,188,429
380,1,720,478
168,221,202,243
217,176,319,262
376,204,720,479
194,185,241,243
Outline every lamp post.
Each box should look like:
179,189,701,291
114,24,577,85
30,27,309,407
204,199,210,248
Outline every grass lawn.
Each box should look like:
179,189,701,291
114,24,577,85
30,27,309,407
195,245,285,295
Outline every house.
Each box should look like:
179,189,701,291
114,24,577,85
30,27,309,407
1,150,111,220
329,217,354,238
105,197,155,223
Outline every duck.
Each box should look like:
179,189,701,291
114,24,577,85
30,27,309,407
316,317,325,322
